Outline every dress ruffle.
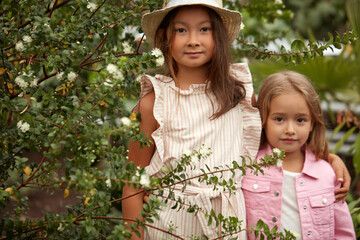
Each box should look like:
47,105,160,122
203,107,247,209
230,63,262,163
133,75,167,166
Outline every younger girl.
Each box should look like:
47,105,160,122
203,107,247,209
242,71,355,239
122,1,350,239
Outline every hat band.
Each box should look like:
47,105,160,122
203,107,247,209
164,0,222,9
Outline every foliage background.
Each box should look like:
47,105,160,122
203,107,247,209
0,0,359,238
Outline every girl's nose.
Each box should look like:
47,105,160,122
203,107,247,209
187,32,200,47
285,122,295,135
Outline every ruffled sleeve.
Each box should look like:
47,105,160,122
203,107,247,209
230,63,261,163
132,75,168,175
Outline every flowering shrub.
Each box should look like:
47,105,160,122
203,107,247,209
0,0,357,239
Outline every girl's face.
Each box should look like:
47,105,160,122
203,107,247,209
170,6,215,73
265,92,313,159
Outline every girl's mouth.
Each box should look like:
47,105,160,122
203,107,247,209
281,138,297,143
186,52,202,57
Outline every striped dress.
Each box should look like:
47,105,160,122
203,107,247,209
136,63,261,240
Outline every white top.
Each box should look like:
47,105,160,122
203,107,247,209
135,63,261,239
281,169,302,239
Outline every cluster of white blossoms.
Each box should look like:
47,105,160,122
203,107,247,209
240,22,245,31
120,117,131,126
132,170,151,188
14,72,38,89
106,63,124,80
272,148,283,168
86,1,97,12
17,120,30,133
140,173,151,188
105,178,112,188
183,146,212,166
122,42,133,54
67,72,77,83
15,41,25,52
22,35,33,43
151,48,165,67
15,35,34,52
15,76,29,88
199,146,212,156
56,72,64,81
182,148,199,165
275,0,283,4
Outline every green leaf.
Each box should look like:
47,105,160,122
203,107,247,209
353,133,360,174
332,126,356,154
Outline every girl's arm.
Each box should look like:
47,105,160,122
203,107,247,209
328,153,351,202
122,91,157,240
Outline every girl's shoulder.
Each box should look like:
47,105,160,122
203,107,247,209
138,73,174,86
230,63,252,84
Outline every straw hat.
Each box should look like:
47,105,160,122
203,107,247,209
141,0,242,46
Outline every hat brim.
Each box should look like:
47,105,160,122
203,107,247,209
141,3,242,46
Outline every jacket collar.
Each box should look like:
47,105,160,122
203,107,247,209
301,147,320,179
258,144,320,179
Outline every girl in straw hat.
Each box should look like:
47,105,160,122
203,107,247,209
122,1,350,239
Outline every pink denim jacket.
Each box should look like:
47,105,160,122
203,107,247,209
242,144,355,240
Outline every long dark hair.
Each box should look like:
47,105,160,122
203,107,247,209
155,6,246,119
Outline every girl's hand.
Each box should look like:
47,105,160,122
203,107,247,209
328,153,351,202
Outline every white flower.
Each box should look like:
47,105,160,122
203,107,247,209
272,148,282,155
30,78,38,87
106,64,124,80
140,173,150,188
277,10,283,15
240,57,249,64
22,35,33,43
272,148,283,167
15,41,25,52
182,149,192,157
190,155,199,165
136,75,143,82
56,72,64,81
122,42,133,54
87,2,97,12
105,178,112,188
106,64,118,74
155,56,165,67
240,22,245,30
275,0,283,4
15,76,29,88
151,48,163,57
17,120,30,133
113,70,124,80
199,146,211,156
289,230,301,239
121,117,131,126
67,72,77,82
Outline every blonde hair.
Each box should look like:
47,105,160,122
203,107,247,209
256,71,329,160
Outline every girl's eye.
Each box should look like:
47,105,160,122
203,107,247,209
297,118,306,123
274,117,283,122
200,27,211,32
175,28,186,33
